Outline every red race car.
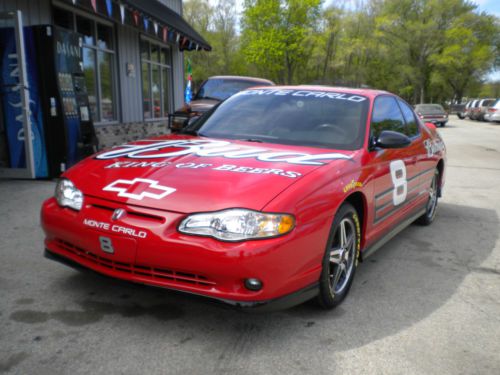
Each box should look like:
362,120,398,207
41,86,446,311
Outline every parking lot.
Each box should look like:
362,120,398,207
0,116,499,375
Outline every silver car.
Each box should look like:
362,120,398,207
473,98,497,121
484,99,500,123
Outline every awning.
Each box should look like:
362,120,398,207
124,0,211,51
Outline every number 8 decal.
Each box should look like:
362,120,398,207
390,160,407,206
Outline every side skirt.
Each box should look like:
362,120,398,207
359,207,426,262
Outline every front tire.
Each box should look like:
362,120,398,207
416,169,439,226
317,203,360,309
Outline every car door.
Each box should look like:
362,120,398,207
365,95,421,245
397,99,432,208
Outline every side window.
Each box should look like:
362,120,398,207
371,96,406,138
398,100,419,137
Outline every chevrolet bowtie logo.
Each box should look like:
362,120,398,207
112,208,126,221
103,178,176,200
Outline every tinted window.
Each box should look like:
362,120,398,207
482,99,495,107
371,96,406,138
398,100,419,136
188,89,369,150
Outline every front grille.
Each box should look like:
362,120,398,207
90,203,165,224
54,239,216,287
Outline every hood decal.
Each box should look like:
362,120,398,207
96,140,352,166
102,178,176,200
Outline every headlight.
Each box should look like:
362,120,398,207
55,179,83,211
178,209,295,241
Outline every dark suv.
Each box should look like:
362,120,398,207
170,75,274,130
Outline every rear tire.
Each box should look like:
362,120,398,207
416,169,439,226
317,203,360,309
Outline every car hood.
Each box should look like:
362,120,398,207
65,135,354,213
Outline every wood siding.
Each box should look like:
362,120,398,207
116,24,143,123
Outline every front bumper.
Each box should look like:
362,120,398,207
422,118,448,125
44,248,318,311
41,196,327,309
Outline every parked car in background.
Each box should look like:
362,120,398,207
450,103,465,117
169,75,274,130
457,100,474,119
467,99,482,120
415,104,448,127
471,98,497,121
484,99,500,123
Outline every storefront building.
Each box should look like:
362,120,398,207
0,0,210,178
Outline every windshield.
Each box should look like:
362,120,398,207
195,79,273,101
187,89,369,150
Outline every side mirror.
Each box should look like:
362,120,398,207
374,130,411,149
168,113,190,132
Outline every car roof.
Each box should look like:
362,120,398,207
208,75,275,85
247,85,390,99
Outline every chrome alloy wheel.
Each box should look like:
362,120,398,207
329,217,356,294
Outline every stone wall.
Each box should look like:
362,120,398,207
95,120,170,150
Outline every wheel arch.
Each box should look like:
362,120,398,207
343,191,368,255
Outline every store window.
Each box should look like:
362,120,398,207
140,38,172,119
53,6,117,123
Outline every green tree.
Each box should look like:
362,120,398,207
375,0,474,103
241,0,322,84
184,0,244,88
182,0,499,104
431,12,499,102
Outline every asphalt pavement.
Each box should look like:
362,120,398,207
0,116,499,375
